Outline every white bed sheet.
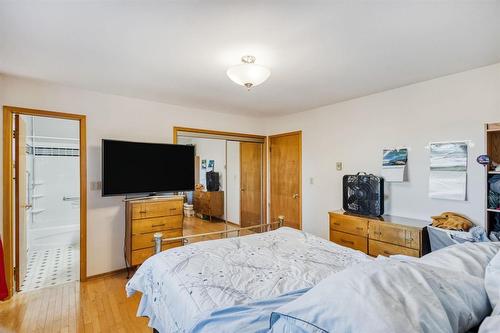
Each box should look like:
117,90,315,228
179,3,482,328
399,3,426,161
126,227,372,332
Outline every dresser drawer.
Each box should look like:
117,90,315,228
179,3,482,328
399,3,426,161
131,241,183,266
132,215,183,234
369,221,420,250
368,240,419,257
132,229,182,250
330,230,368,253
131,200,183,219
329,214,368,237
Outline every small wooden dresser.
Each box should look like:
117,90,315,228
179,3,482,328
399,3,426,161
329,210,430,257
194,191,224,221
125,196,184,266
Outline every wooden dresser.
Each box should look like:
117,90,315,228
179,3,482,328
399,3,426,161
329,210,430,257
194,191,224,221
125,196,184,266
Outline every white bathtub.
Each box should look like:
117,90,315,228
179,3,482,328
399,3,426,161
29,223,80,248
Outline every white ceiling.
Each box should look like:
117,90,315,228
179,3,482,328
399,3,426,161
1,1,500,117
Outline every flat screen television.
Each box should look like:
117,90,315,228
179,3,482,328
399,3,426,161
102,139,195,196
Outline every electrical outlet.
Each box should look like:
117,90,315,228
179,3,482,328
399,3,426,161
91,181,102,191
336,162,343,171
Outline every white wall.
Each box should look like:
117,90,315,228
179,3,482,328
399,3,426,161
0,74,263,276
31,146,80,229
33,116,79,139
177,137,241,224
265,63,500,239
29,116,80,233
190,138,226,192
2,62,499,275
226,141,240,225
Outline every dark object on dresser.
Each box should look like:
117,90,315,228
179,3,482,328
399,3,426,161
343,172,384,217
206,171,220,191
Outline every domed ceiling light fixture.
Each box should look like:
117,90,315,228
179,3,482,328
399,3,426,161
226,55,271,90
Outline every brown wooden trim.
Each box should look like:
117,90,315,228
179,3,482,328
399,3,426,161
485,122,500,233
173,126,268,225
298,132,302,229
79,115,87,282
173,126,266,143
3,106,86,121
13,115,20,292
269,130,302,230
2,108,14,299
264,137,268,225
2,106,87,299
268,130,302,139
86,268,127,281
239,142,243,225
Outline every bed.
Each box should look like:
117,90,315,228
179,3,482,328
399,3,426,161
126,227,372,332
127,227,500,333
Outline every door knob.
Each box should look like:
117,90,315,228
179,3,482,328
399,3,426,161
24,204,32,210
241,188,246,192
292,193,299,199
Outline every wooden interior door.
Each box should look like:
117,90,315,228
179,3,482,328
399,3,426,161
14,115,29,291
270,132,301,229
240,142,262,228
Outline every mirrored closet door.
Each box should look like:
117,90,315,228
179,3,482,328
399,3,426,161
175,129,265,243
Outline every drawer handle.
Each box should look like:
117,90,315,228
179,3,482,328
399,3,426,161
340,238,354,245
333,222,341,226
152,223,166,227
383,250,393,256
140,210,146,214
169,208,177,211
356,227,364,231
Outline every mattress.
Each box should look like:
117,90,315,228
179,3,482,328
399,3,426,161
126,227,372,332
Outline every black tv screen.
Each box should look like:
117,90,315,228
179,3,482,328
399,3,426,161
102,139,195,196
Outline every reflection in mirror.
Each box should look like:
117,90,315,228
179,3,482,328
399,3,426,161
176,135,264,244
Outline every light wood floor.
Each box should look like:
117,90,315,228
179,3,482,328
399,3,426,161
0,216,257,333
0,272,149,333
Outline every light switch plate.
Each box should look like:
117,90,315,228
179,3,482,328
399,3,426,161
336,162,343,171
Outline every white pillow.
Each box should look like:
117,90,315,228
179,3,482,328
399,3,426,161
420,242,500,278
479,306,500,333
485,251,500,307
477,250,500,333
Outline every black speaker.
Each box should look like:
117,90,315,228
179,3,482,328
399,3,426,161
206,171,220,191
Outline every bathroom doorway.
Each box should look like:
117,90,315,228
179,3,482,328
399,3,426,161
3,106,87,297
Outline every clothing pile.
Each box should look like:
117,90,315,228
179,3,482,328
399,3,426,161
428,211,499,251
489,175,500,210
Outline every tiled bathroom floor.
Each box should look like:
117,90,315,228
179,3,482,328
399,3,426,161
21,245,79,292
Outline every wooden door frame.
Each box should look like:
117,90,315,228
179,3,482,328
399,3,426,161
3,106,87,299
269,131,302,230
173,126,267,226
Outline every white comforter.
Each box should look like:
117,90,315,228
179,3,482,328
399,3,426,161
270,256,492,333
126,227,372,332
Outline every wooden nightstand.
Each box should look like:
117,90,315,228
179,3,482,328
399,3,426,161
329,210,430,257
